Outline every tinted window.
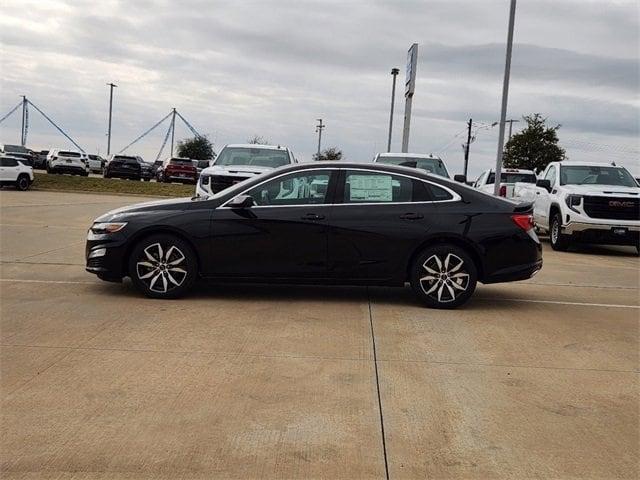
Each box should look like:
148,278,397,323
170,158,193,165
375,156,449,177
59,151,81,157
560,165,636,187
246,171,330,206
344,170,413,203
216,147,291,168
428,184,454,201
486,172,537,184
1,158,18,167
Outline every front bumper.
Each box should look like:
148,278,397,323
563,221,640,246
85,234,128,280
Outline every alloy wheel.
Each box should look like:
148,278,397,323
135,242,187,293
551,219,559,244
419,253,470,303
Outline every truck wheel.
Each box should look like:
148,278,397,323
15,174,30,191
550,213,570,251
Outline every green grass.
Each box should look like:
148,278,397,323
32,172,195,197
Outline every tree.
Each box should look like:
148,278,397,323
313,147,343,161
247,135,271,145
503,114,565,173
176,135,215,160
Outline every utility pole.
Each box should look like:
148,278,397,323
494,0,517,196
387,68,399,152
506,118,519,140
315,119,325,159
106,83,117,156
170,108,177,158
20,95,26,146
463,118,473,179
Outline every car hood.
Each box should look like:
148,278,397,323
95,197,196,221
562,184,639,196
201,165,274,177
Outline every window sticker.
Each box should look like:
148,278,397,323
349,174,393,202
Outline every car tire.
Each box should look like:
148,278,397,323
15,174,30,191
128,234,197,299
550,213,570,251
410,244,478,309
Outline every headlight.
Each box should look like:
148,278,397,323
565,194,582,213
90,222,127,234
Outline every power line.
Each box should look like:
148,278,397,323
118,110,173,154
0,101,22,124
27,99,85,152
175,111,201,137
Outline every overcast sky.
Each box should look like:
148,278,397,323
1,0,638,177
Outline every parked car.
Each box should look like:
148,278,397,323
157,157,198,184
197,144,296,196
137,157,154,181
473,168,537,198
0,155,34,190
87,154,106,173
151,159,164,177
34,150,49,169
373,153,450,178
86,162,543,308
5,151,35,167
194,158,211,176
47,149,89,175
513,161,639,252
104,155,142,180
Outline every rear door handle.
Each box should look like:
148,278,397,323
399,212,424,220
301,213,325,220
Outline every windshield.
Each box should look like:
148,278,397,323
215,147,290,168
560,166,637,187
376,156,449,177
487,172,536,184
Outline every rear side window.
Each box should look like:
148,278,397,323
427,184,454,201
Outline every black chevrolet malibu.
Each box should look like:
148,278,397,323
86,162,542,308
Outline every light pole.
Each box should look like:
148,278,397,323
387,68,399,152
106,83,117,156
493,0,517,196
315,119,325,159
170,108,177,158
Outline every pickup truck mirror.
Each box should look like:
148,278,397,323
453,174,467,183
536,179,552,192
228,194,255,209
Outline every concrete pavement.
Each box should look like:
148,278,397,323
1,190,638,479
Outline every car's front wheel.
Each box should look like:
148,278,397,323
128,234,197,298
550,213,570,251
410,244,478,309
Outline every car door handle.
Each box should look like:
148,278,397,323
301,213,325,220
399,212,424,220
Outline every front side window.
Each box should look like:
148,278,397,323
245,171,331,206
544,166,557,187
215,147,291,168
560,165,637,187
344,170,415,203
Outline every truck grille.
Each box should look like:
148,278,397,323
583,196,640,221
208,175,250,193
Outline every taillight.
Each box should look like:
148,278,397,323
511,214,534,231
499,185,507,197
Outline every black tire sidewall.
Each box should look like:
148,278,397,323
410,244,478,309
16,175,30,191
128,234,197,299
550,213,569,251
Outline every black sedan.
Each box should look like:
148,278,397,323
86,162,542,308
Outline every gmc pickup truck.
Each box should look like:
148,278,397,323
513,161,639,252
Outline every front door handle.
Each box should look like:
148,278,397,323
301,213,325,220
399,212,424,220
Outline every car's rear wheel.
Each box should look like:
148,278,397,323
550,213,570,251
15,174,30,191
128,234,197,299
410,244,477,309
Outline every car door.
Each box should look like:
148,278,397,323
535,165,556,227
206,169,336,279
327,168,440,282
0,157,18,181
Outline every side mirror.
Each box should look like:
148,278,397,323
536,179,552,192
228,194,255,209
453,174,467,183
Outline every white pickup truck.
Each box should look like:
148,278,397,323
473,168,537,198
513,161,639,252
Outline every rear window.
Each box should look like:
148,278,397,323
113,155,137,162
170,158,193,165
487,172,536,184
59,151,81,158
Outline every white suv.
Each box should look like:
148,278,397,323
373,153,450,178
196,144,297,197
47,149,89,176
514,161,639,252
473,168,537,198
0,155,34,190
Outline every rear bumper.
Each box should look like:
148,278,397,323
50,164,88,174
482,258,543,284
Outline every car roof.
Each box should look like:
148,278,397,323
486,168,535,174
555,160,620,167
223,144,289,151
376,152,442,159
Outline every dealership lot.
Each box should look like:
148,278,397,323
1,190,638,479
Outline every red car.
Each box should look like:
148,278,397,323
158,158,198,184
